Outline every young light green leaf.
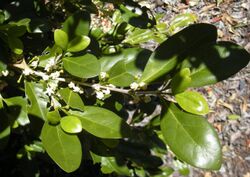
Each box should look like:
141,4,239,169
41,122,82,172
58,88,84,111
67,35,90,52
140,23,217,83
108,60,135,87
100,156,131,175
8,37,23,54
60,116,82,134
25,81,48,120
168,13,197,35
63,53,100,78
160,103,222,170
183,41,250,87
4,96,30,126
54,29,68,50
47,110,61,125
69,106,131,139
175,91,209,115
171,68,192,94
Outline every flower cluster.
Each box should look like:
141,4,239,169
68,82,84,94
93,84,111,100
130,82,147,90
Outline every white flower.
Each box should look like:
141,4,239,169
68,82,75,88
130,82,139,90
50,71,60,79
23,68,33,76
45,87,54,96
48,80,59,91
102,88,110,95
100,72,108,80
139,82,147,90
1,70,9,76
73,86,83,94
96,91,104,100
30,60,39,68
44,58,57,72
42,74,49,81
93,84,101,91
108,84,116,88
34,71,49,80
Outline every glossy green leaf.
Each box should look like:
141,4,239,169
38,45,62,67
171,68,191,94
25,82,48,120
100,48,151,76
123,28,154,45
4,96,30,126
168,13,197,35
54,29,68,50
108,60,135,87
58,88,84,111
41,122,82,172
47,110,61,125
175,91,209,115
62,11,90,40
60,116,82,134
160,103,222,170
67,35,90,52
8,37,23,54
69,106,131,139
63,53,100,78
140,23,217,83
182,41,250,87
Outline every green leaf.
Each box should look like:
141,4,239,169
54,29,68,50
140,23,217,83
62,11,90,40
47,110,61,125
58,88,84,111
0,110,10,150
100,156,131,175
67,35,90,52
227,114,240,120
41,122,82,172
182,41,250,87
8,25,27,37
175,91,209,115
123,28,155,45
100,48,151,76
4,96,30,126
25,82,48,120
168,13,197,35
108,60,135,87
160,103,222,170
8,37,23,54
69,106,131,139
60,116,82,134
63,53,100,78
171,68,191,94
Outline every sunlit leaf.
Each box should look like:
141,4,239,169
67,35,90,52
58,88,84,111
63,53,100,78
69,106,131,139
54,29,68,50
161,103,222,170
41,122,82,172
60,116,82,134
171,68,191,94
25,82,48,120
175,91,209,115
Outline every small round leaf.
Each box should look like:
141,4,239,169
175,91,209,115
54,29,68,50
60,116,82,133
67,35,90,52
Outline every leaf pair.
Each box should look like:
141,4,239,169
54,29,90,52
